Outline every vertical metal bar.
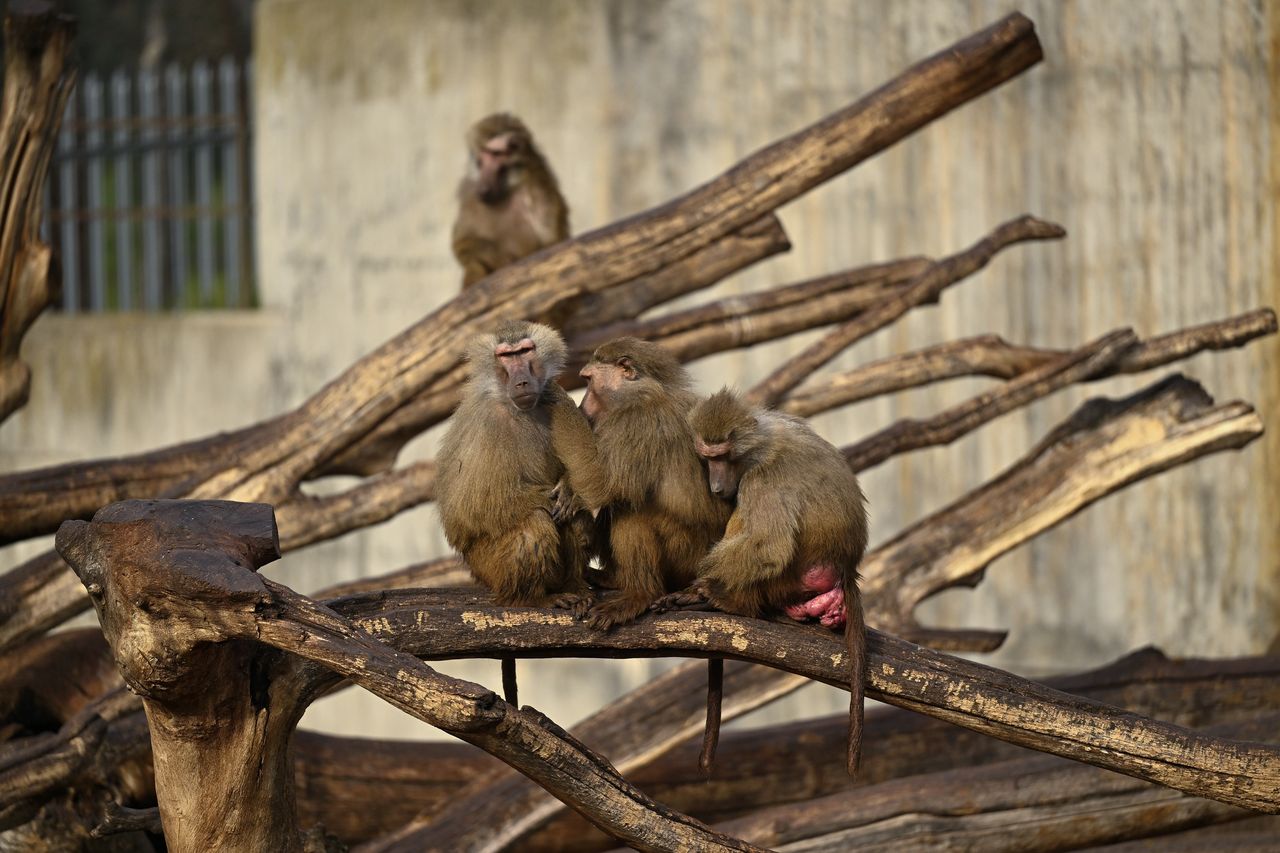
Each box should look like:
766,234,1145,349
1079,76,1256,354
139,68,162,311
165,63,188,309
84,73,106,311
192,61,216,306
219,58,241,308
57,89,79,313
111,69,133,311
241,57,255,306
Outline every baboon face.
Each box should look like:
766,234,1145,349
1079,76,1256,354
473,129,529,203
578,358,634,424
694,437,742,499
494,336,548,411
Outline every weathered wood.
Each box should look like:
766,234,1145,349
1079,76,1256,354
54,500,304,852
247,651,1280,849
372,661,806,852
295,586,1280,814
572,257,930,362
746,214,1067,407
779,309,1278,419
858,375,1264,642
0,0,76,424
707,714,1279,853
56,501,765,853
843,326,1138,472
1085,816,1280,851
0,688,143,832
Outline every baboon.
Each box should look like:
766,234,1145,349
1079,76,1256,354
663,388,870,774
436,320,594,703
552,337,730,631
451,113,570,288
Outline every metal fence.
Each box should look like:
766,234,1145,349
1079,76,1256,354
44,58,256,312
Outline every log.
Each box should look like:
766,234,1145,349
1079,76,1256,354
707,714,1278,853
746,214,1067,407
778,308,1278,418
0,0,76,424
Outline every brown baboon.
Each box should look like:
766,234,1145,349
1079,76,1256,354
665,388,870,775
436,320,594,703
451,113,570,288
552,337,730,631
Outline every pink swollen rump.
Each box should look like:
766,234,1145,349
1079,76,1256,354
784,563,846,629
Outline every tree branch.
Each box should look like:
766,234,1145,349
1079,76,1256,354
858,374,1263,641
746,214,1067,407
779,308,1277,418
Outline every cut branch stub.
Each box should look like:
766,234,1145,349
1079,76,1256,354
54,500,294,853
859,374,1264,641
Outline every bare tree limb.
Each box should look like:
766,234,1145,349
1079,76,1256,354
746,214,1067,407
779,308,1278,419
858,375,1263,641
842,326,1138,471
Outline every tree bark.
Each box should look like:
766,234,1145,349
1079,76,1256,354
858,375,1263,643
0,0,76,424
746,214,1066,407
778,309,1277,419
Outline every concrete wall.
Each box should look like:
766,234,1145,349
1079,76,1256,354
4,0,1276,740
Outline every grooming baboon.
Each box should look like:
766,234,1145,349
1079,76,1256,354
552,338,730,631
436,320,594,703
663,388,870,774
451,113,570,288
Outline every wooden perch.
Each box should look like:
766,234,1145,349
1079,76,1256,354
747,214,1067,406
55,501,765,853
291,586,1280,814
780,308,1278,418
0,0,76,424
385,648,1280,853
859,374,1264,643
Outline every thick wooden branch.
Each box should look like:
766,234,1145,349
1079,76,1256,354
56,501,765,853
859,374,1264,640
272,652,1280,849
708,714,1278,853
746,214,1067,407
295,587,1280,814
0,1,76,424
780,308,1278,418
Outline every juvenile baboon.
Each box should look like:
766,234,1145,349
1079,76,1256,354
436,320,594,703
451,113,570,288
552,338,730,631
665,388,870,774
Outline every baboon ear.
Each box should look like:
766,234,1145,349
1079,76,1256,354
619,357,637,380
